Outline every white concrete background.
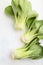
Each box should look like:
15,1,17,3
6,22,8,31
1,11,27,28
0,0,43,65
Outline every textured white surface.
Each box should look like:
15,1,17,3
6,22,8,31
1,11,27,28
0,0,43,65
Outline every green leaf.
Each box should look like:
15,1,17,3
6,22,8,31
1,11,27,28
39,25,43,34
35,20,43,33
37,33,43,39
28,44,43,59
26,11,38,29
5,5,14,16
12,0,32,16
19,0,32,16
35,20,43,39
35,20,43,29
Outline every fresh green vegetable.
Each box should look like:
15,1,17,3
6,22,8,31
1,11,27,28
11,0,32,30
21,20,43,43
12,37,43,59
5,0,43,60
5,5,14,16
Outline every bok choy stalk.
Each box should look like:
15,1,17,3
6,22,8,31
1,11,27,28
12,37,43,59
21,20,43,43
11,0,32,30
4,0,38,30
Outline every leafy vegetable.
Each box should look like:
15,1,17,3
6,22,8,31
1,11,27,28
5,5,14,16
11,0,32,30
12,37,43,59
5,0,43,60
21,20,43,43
